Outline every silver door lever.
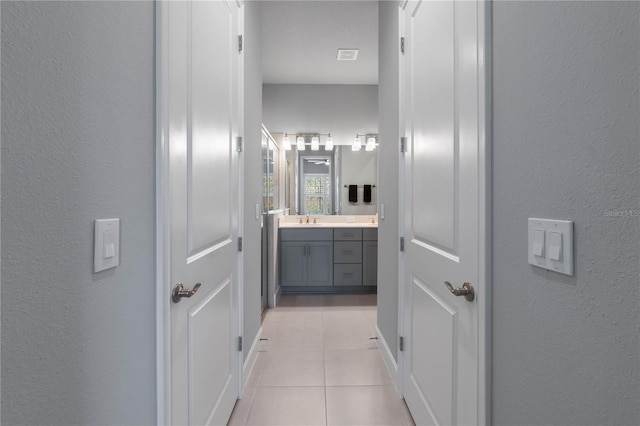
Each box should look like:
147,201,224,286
444,281,475,302
172,283,202,303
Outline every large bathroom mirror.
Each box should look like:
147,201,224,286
284,144,377,215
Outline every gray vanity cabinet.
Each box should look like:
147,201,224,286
280,229,333,287
362,228,378,287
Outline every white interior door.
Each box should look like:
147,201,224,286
401,1,488,425
164,1,241,424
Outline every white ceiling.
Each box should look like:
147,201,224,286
262,1,379,85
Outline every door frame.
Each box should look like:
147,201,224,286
153,1,245,423
396,1,492,424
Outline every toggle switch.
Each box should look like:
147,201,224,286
94,218,120,273
532,229,545,258
548,231,562,261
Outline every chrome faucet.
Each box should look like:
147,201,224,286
306,213,310,224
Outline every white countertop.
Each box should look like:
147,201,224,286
279,222,378,229
279,215,378,229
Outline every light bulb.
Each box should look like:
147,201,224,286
311,136,319,151
282,134,291,150
352,136,362,151
297,136,305,151
325,134,334,151
366,137,376,151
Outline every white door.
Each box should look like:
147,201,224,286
163,1,241,424
401,1,488,425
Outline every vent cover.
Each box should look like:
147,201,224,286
336,48,359,61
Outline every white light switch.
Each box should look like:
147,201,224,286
528,218,573,276
548,231,562,261
532,229,545,258
94,218,120,273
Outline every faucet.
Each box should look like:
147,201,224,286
306,213,310,224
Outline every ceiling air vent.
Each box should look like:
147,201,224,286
336,48,359,61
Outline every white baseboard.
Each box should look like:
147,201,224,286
376,326,400,393
241,326,262,396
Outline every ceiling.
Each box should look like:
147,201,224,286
262,1,379,85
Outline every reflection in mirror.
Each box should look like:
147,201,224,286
284,145,376,215
261,127,280,212
300,155,334,215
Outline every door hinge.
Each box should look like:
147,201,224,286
238,237,243,252
238,35,243,52
401,37,405,54
238,336,243,351
400,136,407,153
236,136,243,152
399,336,405,352
400,237,405,252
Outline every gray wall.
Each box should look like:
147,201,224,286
242,0,263,364
340,148,378,216
262,84,378,215
1,1,156,425
492,2,640,425
376,0,400,363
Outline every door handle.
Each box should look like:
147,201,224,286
172,282,202,303
443,281,475,302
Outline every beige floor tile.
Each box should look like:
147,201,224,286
245,387,326,426
326,386,414,426
228,385,258,426
324,349,392,386
244,353,265,389
269,320,323,350
258,350,325,387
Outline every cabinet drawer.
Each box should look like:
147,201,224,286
334,264,363,286
363,228,378,241
280,228,333,241
333,228,362,241
333,241,362,263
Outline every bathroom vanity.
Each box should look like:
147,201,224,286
278,216,378,293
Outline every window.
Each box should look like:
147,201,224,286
304,174,331,215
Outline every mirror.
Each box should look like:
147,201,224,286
284,145,377,215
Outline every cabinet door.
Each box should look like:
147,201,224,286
280,241,307,286
307,241,333,286
363,241,378,286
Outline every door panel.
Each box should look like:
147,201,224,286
410,0,456,253
402,1,485,425
166,1,240,425
307,242,333,286
188,280,232,426
189,1,233,253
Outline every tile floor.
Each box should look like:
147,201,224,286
228,293,415,426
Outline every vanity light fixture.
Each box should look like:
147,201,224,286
311,136,320,151
282,133,291,150
325,134,334,151
366,136,376,151
352,135,362,151
296,136,306,151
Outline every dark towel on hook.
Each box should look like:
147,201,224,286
348,185,358,203
363,185,372,203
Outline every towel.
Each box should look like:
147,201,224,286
348,185,358,203
363,185,372,203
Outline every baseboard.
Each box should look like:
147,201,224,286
241,326,262,397
376,326,400,393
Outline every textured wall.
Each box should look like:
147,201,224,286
376,0,400,365
262,84,378,150
492,2,640,425
242,0,263,364
340,148,377,216
1,2,156,424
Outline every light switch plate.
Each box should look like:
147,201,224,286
528,218,573,276
94,218,120,273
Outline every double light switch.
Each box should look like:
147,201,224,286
528,218,573,276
